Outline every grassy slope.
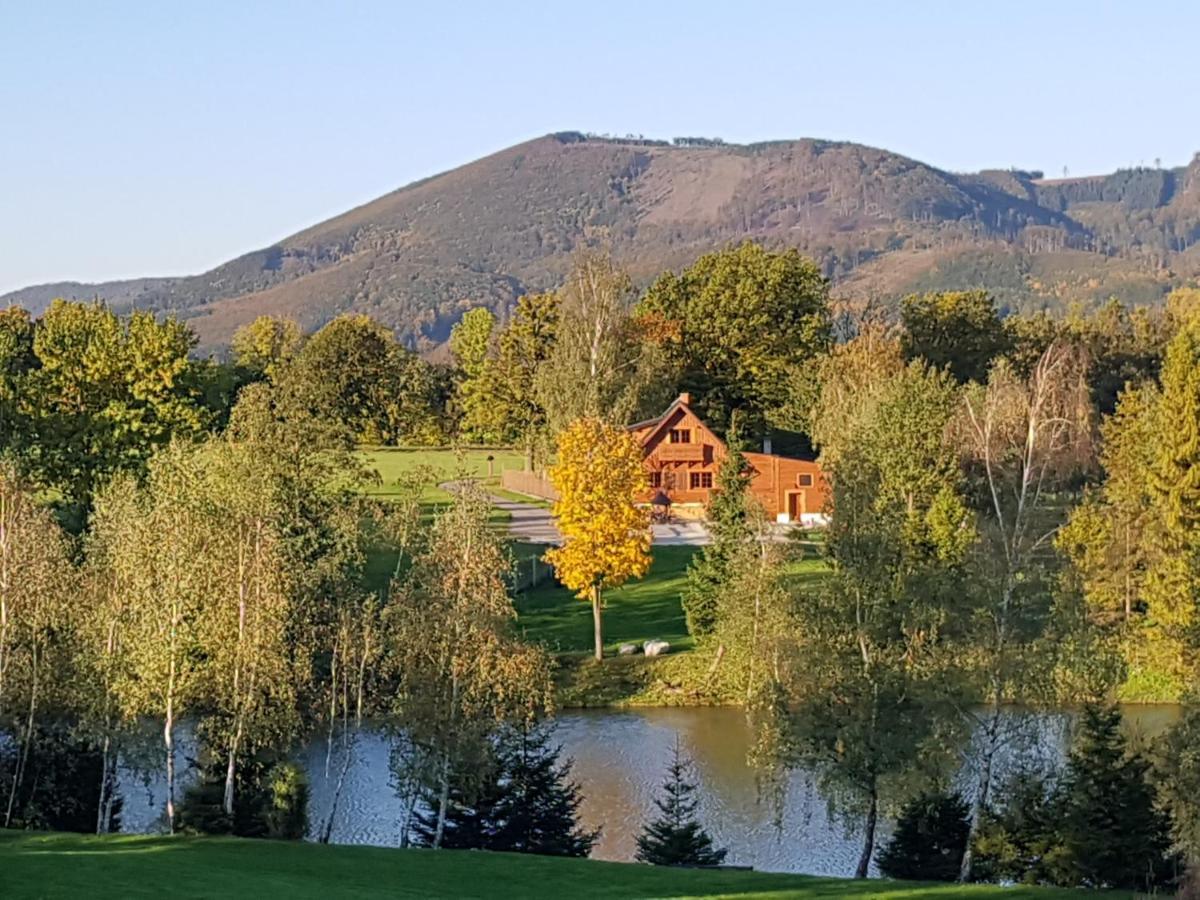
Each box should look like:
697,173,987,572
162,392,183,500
0,833,1124,900
357,448,526,595
516,547,830,707
516,545,699,655
359,447,527,503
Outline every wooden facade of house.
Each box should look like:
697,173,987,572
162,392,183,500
628,394,829,524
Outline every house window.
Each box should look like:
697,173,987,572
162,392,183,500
797,473,814,487
648,471,662,488
669,428,691,444
690,472,713,490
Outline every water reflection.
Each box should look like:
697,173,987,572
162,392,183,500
113,705,1180,878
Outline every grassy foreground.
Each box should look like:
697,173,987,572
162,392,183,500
0,832,1124,899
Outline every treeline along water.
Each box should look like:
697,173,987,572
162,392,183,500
111,706,1179,877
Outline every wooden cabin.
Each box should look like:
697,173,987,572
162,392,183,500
628,394,829,525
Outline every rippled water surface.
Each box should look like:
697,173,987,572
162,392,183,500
115,705,1180,877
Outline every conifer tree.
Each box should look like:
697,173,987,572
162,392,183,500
411,725,597,857
971,769,1070,886
635,740,726,867
877,790,970,882
1157,707,1200,885
412,758,504,850
1059,702,1175,890
1141,320,1200,691
491,724,598,857
682,414,753,637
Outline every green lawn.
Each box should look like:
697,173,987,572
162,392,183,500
516,545,699,655
515,547,830,658
357,448,528,595
359,447,527,503
0,832,1124,900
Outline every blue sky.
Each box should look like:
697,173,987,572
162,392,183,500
2,0,1197,294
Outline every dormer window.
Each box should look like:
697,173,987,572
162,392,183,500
669,428,691,444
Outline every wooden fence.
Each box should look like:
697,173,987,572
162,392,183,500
500,469,558,502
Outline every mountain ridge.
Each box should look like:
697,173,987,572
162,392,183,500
6,133,1198,354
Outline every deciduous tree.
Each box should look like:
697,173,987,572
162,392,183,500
900,290,1010,385
544,419,651,660
231,315,303,377
536,251,671,432
638,242,831,434
388,480,551,848
953,343,1094,881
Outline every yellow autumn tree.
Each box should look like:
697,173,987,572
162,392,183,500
545,418,651,660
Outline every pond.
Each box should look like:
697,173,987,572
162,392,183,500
114,705,1181,878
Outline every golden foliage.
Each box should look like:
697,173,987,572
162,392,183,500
545,418,651,599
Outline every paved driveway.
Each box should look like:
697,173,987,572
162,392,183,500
490,495,712,546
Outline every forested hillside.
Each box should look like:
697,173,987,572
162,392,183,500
5,133,1198,354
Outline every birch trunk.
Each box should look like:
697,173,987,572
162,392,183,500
854,783,878,879
4,645,38,827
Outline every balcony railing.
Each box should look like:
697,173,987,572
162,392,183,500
656,443,706,462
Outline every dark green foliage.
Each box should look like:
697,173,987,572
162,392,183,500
972,770,1070,885
1058,703,1175,890
877,790,970,882
973,704,1176,890
286,315,445,445
0,725,122,833
635,740,726,867
490,726,598,857
681,417,753,637
412,762,504,851
413,725,597,858
638,242,831,435
901,291,1011,384
179,754,308,840
1157,706,1200,866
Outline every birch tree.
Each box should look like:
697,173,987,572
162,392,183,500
100,444,215,833
536,251,669,431
80,475,142,834
201,442,297,820
953,343,1093,881
0,464,75,827
777,362,973,878
387,480,551,848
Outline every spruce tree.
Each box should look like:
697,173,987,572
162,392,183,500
635,740,727,867
1060,702,1175,890
412,726,597,857
682,415,753,636
491,724,598,857
877,789,970,882
971,770,1071,886
411,762,503,850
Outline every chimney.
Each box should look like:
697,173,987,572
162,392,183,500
762,437,773,455
678,392,691,405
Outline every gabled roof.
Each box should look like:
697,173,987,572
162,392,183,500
630,392,728,452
